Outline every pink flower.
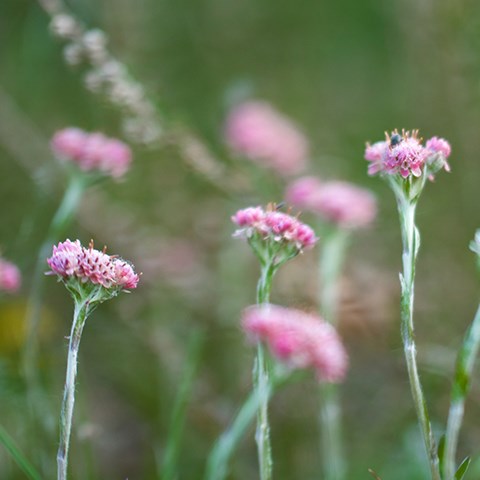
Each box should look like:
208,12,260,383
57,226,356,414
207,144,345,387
232,204,318,251
0,258,21,293
242,304,348,382
426,136,451,159
47,239,139,291
284,176,323,210
364,141,388,176
364,130,451,179
286,177,377,229
51,128,132,178
225,101,309,176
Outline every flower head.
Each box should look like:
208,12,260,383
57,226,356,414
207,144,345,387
51,128,132,178
242,304,348,382
0,258,21,293
225,101,309,176
286,177,377,229
47,239,139,300
232,204,317,265
364,129,451,180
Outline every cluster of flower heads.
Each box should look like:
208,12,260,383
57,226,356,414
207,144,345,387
0,258,21,293
232,204,317,253
47,239,139,292
365,129,451,179
242,304,348,383
51,128,132,178
285,176,377,229
225,101,309,177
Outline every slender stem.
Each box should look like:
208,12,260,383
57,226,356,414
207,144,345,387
444,303,480,479
205,387,271,480
397,197,440,480
162,331,203,480
253,261,276,480
318,228,349,480
57,298,90,480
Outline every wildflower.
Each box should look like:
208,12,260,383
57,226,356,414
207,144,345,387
232,204,317,265
51,128,132,178
47,239,139,300
286,177,377,229
225,101,309,176
364,129,451,180
242,304,348,382
0,258,21,293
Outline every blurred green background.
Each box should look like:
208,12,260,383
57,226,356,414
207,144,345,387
1,0,480,479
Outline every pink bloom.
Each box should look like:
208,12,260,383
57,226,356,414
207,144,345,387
232,205,318,251
0,258,21,293
284,176,323,210
242,304,348,382
364,141,388,176
225,101,309,176
114,260,139,289
51,128,132,178
286,177,377,229
47,239,139,291
51,128,89,162
426,136,451,159
364,130,451,179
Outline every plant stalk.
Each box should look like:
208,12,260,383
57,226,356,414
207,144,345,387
318,228,349,480
254,261,276,480
397,197,440,480
57,298,89,480
444,302,480,479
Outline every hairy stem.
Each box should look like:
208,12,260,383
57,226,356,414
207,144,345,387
397,197,440,480
57,298,89,480
318,228,349,480
444,303,480,479
254,261,276,480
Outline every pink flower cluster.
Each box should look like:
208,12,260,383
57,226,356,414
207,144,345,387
0,258,21,293
232,205,317,250
51,128,132,178
242,304,348,382
225,101,309,176
364,129,451,178
47,239,139,290
285,177,377,229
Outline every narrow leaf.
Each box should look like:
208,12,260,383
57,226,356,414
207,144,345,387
455,456,471,480
0,425,42,480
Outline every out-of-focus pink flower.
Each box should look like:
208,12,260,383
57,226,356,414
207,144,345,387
364,130,451,179
51,128,132,178
286,177,377,229
232,204,318,251
0,258,21,293
242,304,348,382
47,239,139,290
225,101,309,176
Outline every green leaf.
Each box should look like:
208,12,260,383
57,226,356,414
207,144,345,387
455,456,471,480
438,434,445,478
0,425,42,480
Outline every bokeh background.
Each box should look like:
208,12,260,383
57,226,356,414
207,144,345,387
1,0,480,479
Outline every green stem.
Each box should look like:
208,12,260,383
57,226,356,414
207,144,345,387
318,228,349,480
444,303,480,479
397,197,440,480
254,261,276,480
162,331,203,480
205,386,272,480
57,298,90,480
